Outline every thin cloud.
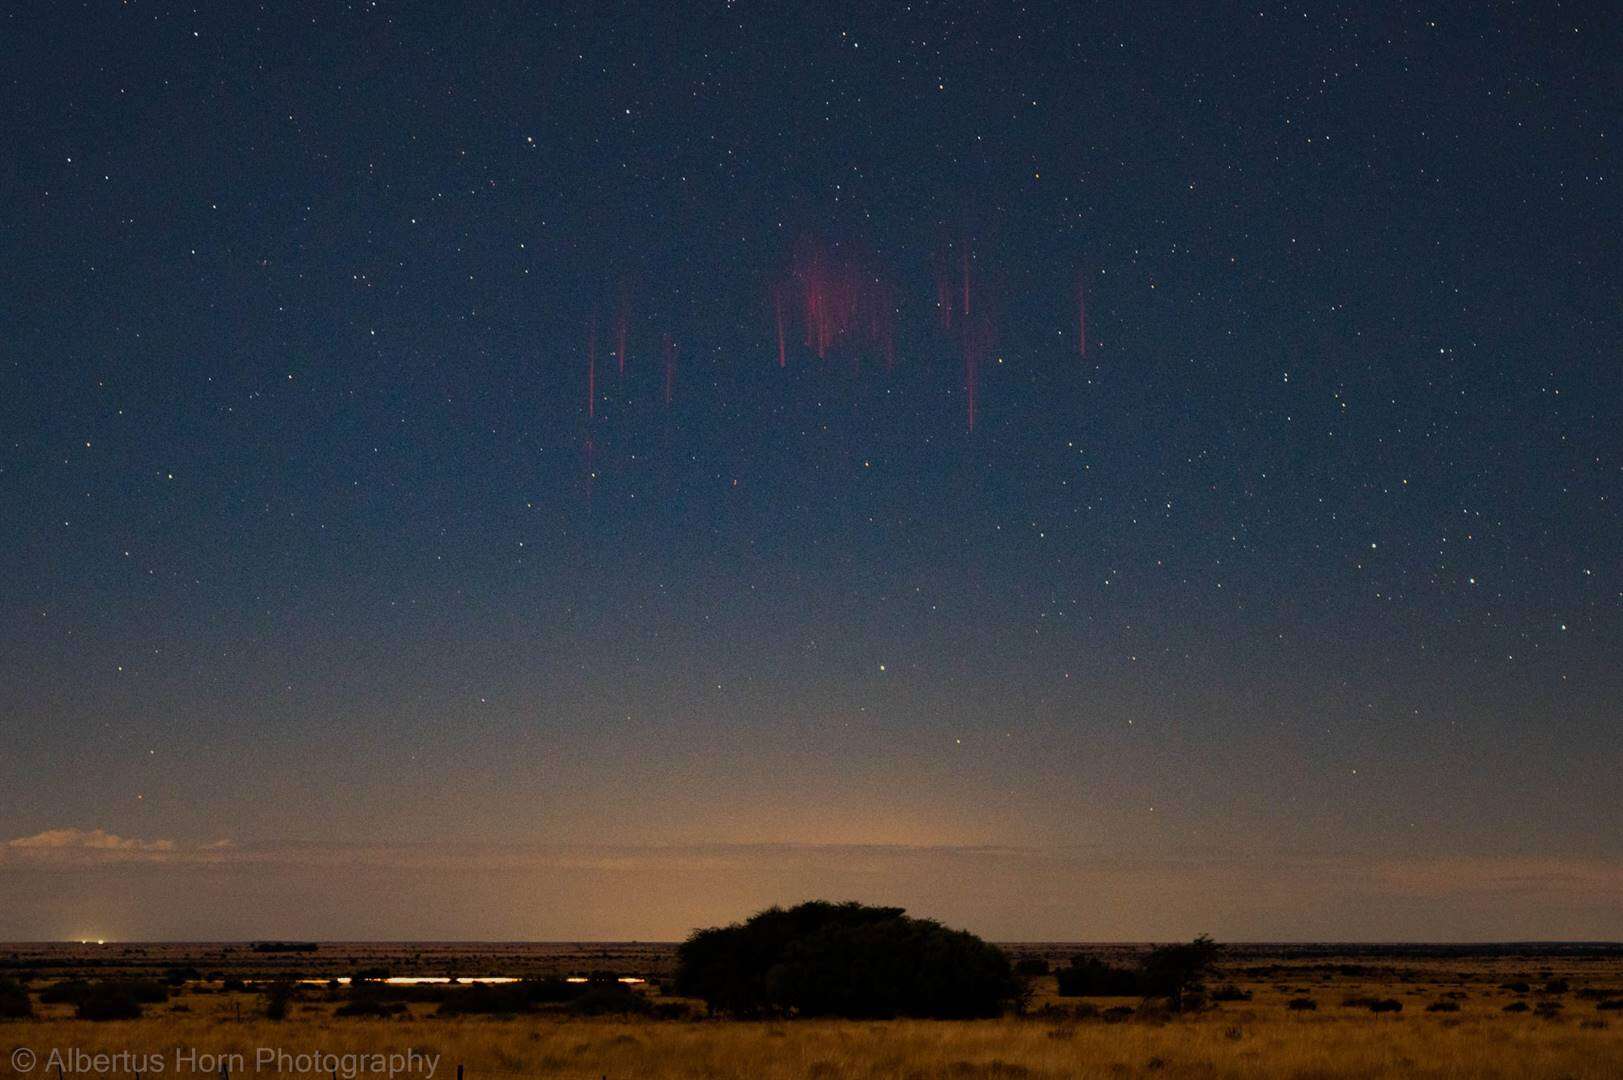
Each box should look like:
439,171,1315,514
3,828,213,865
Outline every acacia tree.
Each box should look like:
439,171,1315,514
1140,934,1221,1012
674,900,1021,1019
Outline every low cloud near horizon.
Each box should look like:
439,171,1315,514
3,826,1619,943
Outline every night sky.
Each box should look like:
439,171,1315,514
3,3,1619,941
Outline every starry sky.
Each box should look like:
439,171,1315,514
2,3,1619,942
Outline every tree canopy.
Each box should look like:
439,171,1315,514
674,900,1022,1019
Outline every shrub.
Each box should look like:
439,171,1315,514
0,979,33,1019
567,984,652,1016
44,979,167,1014
1054,958,1141,997
1286,998,1317,1011
1013,957,1050,977
435,985,533,1016
1500,981,1530,994
264,983,293,1021
1345,996,1401,1013
1597,999,1623,1011
1544,979,1569,995
335,999,407,1018
39,980,91,1004
1425,1001,1460,1012
1503,1001,1530,1013
76,984,146,1021
1140,935,1222,1012
674,901,1021,1019
1210,985,1252,1002
1102,1005,1134,1022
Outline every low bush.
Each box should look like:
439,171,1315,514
1344,996,1402,1013
335,999,408,1018
1210,985,1252,1002
76,984,147,1021
1504,1002,1530,1013
39,980,91,1004
1286,998,1317,1011
263,982,296,1021
1425,1001,1459,1012
435,985,533,1016
0,979,33,1019
567,984,652,1016
1054,958,1141,997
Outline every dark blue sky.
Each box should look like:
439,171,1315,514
2,2,1618,940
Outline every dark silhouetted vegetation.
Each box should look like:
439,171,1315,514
1344,996,1402,1013
1054,957,1142,997
674,900,1021,1019
1287,998,1317,1011
1425,1001,1460,1012
567,984,654,1016
264,982,294,1020
428,977,646,1017
1141,935,1221,1012
335,998,408,1018
41,978,168,1017
1054,937,1224,1012
0,979,32,1019
75,982,164,1021
1013,957,1050,977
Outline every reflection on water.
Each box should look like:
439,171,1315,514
292,975,645,985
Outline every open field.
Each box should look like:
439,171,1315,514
3,943,1621,1079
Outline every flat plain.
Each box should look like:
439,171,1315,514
3,942,1620,1079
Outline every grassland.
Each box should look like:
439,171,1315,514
4,944,1621,1079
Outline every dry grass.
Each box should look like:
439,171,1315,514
6,950,1621,1079
6,981,1621,1080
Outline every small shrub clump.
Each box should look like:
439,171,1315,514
0,979,33,1019
1055,958,1141,997
1425,1001,1460,1012
76,985,147,1021
1286,998,1317,1011
1344,996,1402,1013
335,999,408,1018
